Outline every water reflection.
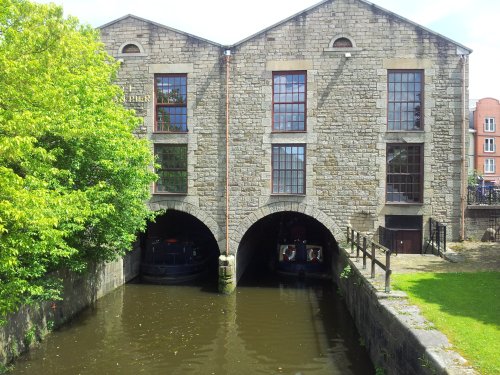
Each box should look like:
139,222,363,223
10,278,373,375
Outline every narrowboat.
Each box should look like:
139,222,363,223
276,240,328,278
141,237,213,284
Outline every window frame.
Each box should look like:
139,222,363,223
272,71,307,133
485,118,496,132
271,144,306,195
484,138,495,153
386,143,424,204
154,144,188,194
485,158,495,174
387,70,424,131
154,74,188,133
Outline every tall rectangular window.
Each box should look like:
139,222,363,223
273,71,306,132
154,144,187,193
388,70,423,131
272,144,305,194
485,158,495,174
485,118,496,132
386,144,423,203
484,138,495,152
155,74,187,132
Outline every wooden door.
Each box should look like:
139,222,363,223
395,230,422,254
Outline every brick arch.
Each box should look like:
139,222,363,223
232,202,344,249
148,200,222,245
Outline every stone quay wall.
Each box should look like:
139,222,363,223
332,246,476,374
0,247,140,367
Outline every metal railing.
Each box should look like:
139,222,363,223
346,226,392,293
378,226,398,255
428,218,447,255
467,185,500,205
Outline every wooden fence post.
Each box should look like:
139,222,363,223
362,236,367,269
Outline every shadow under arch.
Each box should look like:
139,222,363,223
233,202,343,283
232,202,343,248
148,200,223,250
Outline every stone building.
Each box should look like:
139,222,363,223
99,0,471,290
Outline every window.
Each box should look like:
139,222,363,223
485,158,495,174
332,37,353,48
155,74,187,132
273,72,306,132
485,118,496,132
272,144,305,194
121,44,141,54
484,138,495,152
388,70,423,131
154,144,187,193
386,144,423,203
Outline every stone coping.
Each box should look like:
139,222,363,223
340,247,477,374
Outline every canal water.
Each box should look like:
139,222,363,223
9,275,373,375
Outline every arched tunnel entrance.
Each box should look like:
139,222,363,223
139,209,220,285
236,211,338,283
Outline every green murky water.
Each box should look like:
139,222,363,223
9,277,373,374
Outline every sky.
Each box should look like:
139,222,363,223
33,0,500,103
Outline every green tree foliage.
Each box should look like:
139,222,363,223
0,0,156,319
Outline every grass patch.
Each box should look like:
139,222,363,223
392,272,500,375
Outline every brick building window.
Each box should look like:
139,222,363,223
386,144,423,203
485,117,496,132
272,144,305,194
484,138,495,152
154,144,187,193
155,74,187,132
273,71,306,132
485,158,495,174
388,70,423,131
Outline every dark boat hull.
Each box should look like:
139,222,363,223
141,259,210,284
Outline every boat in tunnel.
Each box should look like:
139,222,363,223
140,210,219,284
274,216,330,279
141,237,216,284
277,241,327,278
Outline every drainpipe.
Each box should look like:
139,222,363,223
218,48,236,294
459,52,469,241
225,49,231,257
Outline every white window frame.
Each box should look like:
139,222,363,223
484,138,495,152
485,158,495,174
485,118,496,132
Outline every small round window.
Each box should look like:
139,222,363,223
332,37,353,48
122,44,141,54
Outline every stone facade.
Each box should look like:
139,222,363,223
99,0,470,283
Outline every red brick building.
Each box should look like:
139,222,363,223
474,98,500,184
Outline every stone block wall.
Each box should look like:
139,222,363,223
0,251,140,366
332,247,476,374
99,0,469,278
465,207,500,240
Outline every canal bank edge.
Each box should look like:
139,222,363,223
333,247,477,375
0,246,141,368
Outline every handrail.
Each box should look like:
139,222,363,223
346,226,392,293
428,218,447,255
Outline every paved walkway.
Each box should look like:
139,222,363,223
390,241,500,274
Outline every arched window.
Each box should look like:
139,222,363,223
332,37,353,48
121,43,141,54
